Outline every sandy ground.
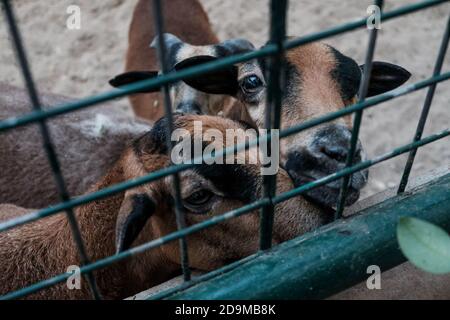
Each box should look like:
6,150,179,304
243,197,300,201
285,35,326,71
0,0,449,199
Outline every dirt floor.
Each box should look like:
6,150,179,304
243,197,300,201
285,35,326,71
0,0,449,199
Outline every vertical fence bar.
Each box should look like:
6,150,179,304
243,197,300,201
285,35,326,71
259,0,288,250
1,0,102,299
397,13,450,194
151,0,191,281
334,0,383,219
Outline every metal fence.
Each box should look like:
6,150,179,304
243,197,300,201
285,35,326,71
0,0,449,300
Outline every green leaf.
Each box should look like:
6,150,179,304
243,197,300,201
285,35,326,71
397,217,450,274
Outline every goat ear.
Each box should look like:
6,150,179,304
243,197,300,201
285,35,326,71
360,61,411,97
174,56,239,96
109,71,160,93
115,190,156,253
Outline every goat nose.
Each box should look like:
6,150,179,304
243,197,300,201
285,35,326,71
314,124,362,163
285,124,367,208
176,102,203,115
320,144,349,163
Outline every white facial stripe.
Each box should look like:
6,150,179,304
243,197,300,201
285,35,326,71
179,84,196,101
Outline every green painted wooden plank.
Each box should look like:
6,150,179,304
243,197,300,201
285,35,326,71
165,173,450,299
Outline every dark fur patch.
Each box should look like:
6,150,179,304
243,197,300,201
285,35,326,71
258,46,300,105
214,45,232,58
132,116,260,202
214,43,253,58
283,60,301,104
167,42,183,69
329,46,361,101
193,164,260,202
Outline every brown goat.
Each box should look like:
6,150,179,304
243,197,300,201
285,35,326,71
176,41,411,208
112,38,410,209
109,0,412,210
0,83,150,208
0,114,326,299
331,261,450,299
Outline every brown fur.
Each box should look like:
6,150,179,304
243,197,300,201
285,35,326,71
285,43,353,127
0,83,150,208
275,44,355,161
0,114,326,299
125,0,219,120
239,43,355,154
122,16,373,206
122,0,409,208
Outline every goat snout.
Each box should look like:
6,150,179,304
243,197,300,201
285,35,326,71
285,124,368,208
176,102,203,115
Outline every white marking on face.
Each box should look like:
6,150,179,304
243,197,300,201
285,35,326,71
74,113,150,138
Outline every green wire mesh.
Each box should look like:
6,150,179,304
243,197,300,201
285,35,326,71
0,0,449,299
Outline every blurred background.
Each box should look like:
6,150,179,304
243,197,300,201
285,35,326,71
1,0,449,200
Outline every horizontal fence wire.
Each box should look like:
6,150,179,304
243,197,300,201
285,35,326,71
2,127,449,300
1,0,101,300
0,0,449,299
397,12,450,193
151,0,191,282
335,0,383,219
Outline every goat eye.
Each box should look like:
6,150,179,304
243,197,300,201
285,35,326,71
184,190,213,206
240,75,263,93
